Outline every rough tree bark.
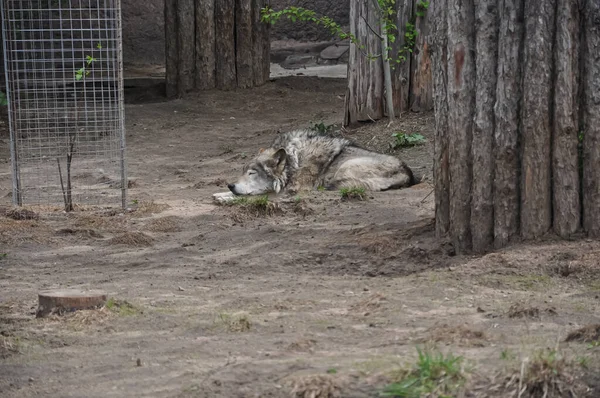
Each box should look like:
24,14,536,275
165,0,178,98
195,0,216,90
446,0,475,253
215,0,237,90
434,0,598,253
553,0,580,238
409,0,433,112
430,0,449,238
165,0,271,96
345,0,435,125
582,0,600,236
177,0,195,95
345,0,384,125
471,0,498,252
236,0,254,89
493,0,524,249
520,0,555,239
391,0,413,114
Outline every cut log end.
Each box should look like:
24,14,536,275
213,191,237,205
37,289,107,318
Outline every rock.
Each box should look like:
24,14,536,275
281,54,317,69
320,44,349,60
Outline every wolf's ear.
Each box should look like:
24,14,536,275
273,148,287,172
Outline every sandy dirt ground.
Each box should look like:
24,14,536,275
1,76,600,398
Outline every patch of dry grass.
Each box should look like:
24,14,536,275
41,307,113,331
507,304,557,319
213,312,252,333
287,374,341,398
55,228,104,239
131,201,170,217
422,323,487,347
4,208,39,220
108,231,154,247
73,213,129,233
0,218,52,245
227,195,283,222
349,293,387,314
287,338,317,353
356,234,398,255
0,336,22,359
145,216,183,233
565,324,600,343
497,349,589,398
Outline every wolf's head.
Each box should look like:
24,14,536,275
227,148,288,195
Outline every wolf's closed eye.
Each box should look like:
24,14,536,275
248,170,257,175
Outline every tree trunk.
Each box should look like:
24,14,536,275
582,0,600,237
252,0,266,86
345,0,384,125
236,0,254,89
215,0,237,90
391,0,413,114
165,0,178,98
195,0,216,90
409,0,433,112
381,18,395,122
345,0,435,125
471,0,498,252
493,0,524,249
261,2,271,83
177,0,195,95
446,0,476,253
553,0,580,238
165,0,270,94
430,0,449,238
520,0,555,239
434,0,597,253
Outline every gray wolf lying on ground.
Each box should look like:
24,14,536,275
227,129,415,196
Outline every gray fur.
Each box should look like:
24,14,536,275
228,129,415,196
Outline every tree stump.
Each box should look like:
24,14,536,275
36,289,107,318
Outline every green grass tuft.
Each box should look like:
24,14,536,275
381,347,467,398
340,187,367,201
105,298,140,316
391,132,426,149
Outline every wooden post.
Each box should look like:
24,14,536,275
446,0,476,254
345,0,384,125
392,0,413,114
236,0,254,88
165,0,271,94
215,0,236,90
470,0,498,253
519,0,555,240
409,0,433,112
165,0,178,98
195,0,216,90
177,0,195,95
552,0,580,238
493,0,524,249
432,0,600,253
582,0,600,237
430,0,449,239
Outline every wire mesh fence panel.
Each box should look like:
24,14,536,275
1,0,127,209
